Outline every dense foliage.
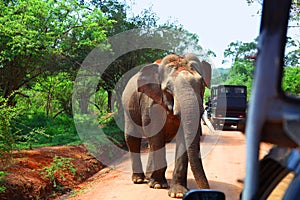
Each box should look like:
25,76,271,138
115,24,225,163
222,38,300,100
0,0,114,103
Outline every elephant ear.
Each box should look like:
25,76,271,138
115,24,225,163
137,63,162,104
199,61,211,88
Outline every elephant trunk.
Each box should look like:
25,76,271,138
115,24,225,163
175,78,209,189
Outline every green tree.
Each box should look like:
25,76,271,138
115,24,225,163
0,97,17,158
224,40,257,99
30,72,73,117
224,40,257,62
224,37,300,99
283,37,300,97
91,0,137,34
282,66,300,97
285,37,300,66
0,0,114,104
76,1,210,113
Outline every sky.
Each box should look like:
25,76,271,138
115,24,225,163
127,0,262,68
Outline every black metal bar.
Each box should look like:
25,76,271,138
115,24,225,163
242,0,292,199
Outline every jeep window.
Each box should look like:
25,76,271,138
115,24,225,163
234,88,245,94
220,87,230,94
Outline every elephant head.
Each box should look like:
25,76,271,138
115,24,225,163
136,54,211,189
137,54,211,116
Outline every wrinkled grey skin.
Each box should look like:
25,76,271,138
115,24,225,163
122,54,211,198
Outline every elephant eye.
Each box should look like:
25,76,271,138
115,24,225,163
164,80,174,93
164,87,172,95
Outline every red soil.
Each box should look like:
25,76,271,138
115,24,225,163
0,145,104,200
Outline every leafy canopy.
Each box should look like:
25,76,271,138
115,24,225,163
0,0,114,99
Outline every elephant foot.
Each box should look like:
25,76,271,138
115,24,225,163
148,177,169,189
168,184,188,198
132,173,146,184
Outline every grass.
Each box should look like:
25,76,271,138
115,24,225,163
13,113,81,149
11,112,126,150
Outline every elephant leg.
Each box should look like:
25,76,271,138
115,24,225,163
169,130,189,198
145,152,153,182
125,135,146,183
147,132,168,189
124,112,146,184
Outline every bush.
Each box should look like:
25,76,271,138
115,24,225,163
282,66,300,97
0,171,7,193
13,113,80,149
0,97,18,158
41,156,76,188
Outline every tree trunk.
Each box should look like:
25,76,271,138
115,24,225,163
80,95,89,114
107,90,113,112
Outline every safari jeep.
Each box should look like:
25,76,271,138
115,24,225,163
206,85,247,131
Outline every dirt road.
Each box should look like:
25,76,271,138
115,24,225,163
67,126,272,200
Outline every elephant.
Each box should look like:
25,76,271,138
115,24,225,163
122,54,211,198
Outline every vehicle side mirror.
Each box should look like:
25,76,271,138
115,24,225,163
183,189,225,200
